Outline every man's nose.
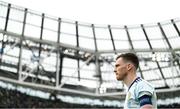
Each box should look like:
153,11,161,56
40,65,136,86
114,70,117,73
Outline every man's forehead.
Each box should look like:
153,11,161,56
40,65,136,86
116,57,124,64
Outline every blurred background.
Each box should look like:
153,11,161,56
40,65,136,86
0,0,180,108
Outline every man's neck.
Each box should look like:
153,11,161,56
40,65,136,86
123,72,137,88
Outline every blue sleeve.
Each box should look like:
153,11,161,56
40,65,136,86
138,95,152,107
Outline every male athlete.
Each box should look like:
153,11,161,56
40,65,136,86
114,53,157,109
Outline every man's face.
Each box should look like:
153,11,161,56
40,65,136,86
114,57,128,81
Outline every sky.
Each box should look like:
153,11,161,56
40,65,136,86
3,0,180,26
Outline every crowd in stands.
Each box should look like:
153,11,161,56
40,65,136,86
0,87,115,108
0,86,180,108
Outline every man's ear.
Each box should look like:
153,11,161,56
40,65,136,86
127,63,133,71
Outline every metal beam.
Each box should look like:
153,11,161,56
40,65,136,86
76,21,80,81
124,25,134,50
4,4,11,32
57,18,61,43
0,29,95,53
92,24,98,52
158,22,180,71
124,25,144,79
158,23,172,49
0,75,180,97
92,24,102,93
1,29,179,54
171,19,180,37
95,54,102,94
56,18,61,87
59,55,63,85
36,13,45,75
38,13,45,65
141,24,153,50
141,24,168,87
108,25,116,54
18,8,27,80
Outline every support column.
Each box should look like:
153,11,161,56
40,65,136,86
18,8,27,80
37,13,45,73
56,18,61,87
76,21,80,81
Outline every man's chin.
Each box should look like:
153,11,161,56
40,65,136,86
116,77,123,81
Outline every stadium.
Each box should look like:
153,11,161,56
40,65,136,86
0,0,180,108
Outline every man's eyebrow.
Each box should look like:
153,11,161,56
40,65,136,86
115,64,120,67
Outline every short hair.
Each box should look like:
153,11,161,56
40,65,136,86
116,53,139,70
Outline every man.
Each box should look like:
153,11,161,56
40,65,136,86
114,53,157,109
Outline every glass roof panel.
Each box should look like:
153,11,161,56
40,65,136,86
175,66,180,75
128,28,150,49
95,28,113,50
174,78,180,86
25,25,41,38
78,25,93,38
161,21,178,38
43,29,57,42
150,80,166,88
150,40,168,49
96,39,113,50
144,26,163,39
101,62,114,80
41,52,56,72
111,28,128,40
62,58,78,77
132,41,150,49
79,37,95,50
111,28,130,49
79,60,96,79
43,17,58,42
143,70,162,80
9,6,24,22
161,67,179,78
7,20,23,34
7,7,24,33
166,79,178,87
78,26,95,50
95,27,111,39
0,4,7,29
128,28,146,40
4,46,20,57
61,76,79,85
61,22,75,34
0,3,7,17
145,26,169,49
60,33,76,46
1,66,17,73
60,22,76,46
161,21,180,48
0,17,5,30
78,79,98,88
168,37,180,49
158,61,169,67
114,40,130,50
26,12,42,26
25,12,42,38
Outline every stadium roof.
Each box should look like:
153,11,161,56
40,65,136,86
3,0,180,25
0,0,180,98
